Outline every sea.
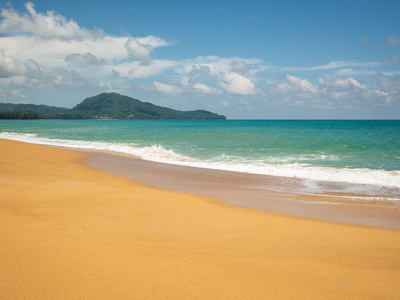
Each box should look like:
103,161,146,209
1,119,400,202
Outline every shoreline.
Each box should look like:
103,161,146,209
1,139,400,299
1,128,399,192
85,151,400,230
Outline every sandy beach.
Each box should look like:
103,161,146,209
86,152,400,230
1,138,400,299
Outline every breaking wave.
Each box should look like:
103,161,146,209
1,132,399,189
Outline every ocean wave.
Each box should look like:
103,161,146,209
180,160,400,189
1,132,400,189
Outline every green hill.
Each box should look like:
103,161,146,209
0,103,67,115
0,93,226,120
0,110,41,120
59,93,226,120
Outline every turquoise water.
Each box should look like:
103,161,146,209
1,119,400,196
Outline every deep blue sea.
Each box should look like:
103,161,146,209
1,119,399,200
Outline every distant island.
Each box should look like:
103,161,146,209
0,93,226,120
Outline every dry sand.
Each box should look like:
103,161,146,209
1,139,400,299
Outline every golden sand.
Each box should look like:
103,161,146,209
1,139,399,299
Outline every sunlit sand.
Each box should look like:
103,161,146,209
1,139,399,299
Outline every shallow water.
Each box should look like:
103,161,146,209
1,119,399,200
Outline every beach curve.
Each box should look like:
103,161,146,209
1,139,400,299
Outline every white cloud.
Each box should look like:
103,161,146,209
0,88,27,99
385,36,400,46
189,65,212,76
319,75,366,90
125,38,154,60
270,75,323,107
380,71,400,76
269,74,376,108
318,75,370,103
177,57,222,76
21,65,96,90
177,56,264,77
125,36,172,60
110,59,177,79
98,81,130,93
0,3,171,67
193,83,223,95
383,53,400,64
151,77,223,96
0,2,103,40
153,81,182,94
180,77,190,87
11,89,28,98
0,34,176,81
0,49,27,77
335,68,400,77
0,36,126,68
218,72,257,95
65,52,104,66
240,99,252,109
138,35,172,48
0,48,96,90
282,60,380,72
276,75,319,94
268,74,400,108
335,68,376,76
274,74,367,98
1,35,170,67
220,100,229,107
376,74,400,104
230,59,260,74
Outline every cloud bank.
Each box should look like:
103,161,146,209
65,53,105,66
268,74,399,108
0,2,103,40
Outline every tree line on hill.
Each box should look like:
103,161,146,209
0,110,41,119
0,93,226,120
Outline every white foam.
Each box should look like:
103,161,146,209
1,132,400,189
0,132,196,163
181,160,400,188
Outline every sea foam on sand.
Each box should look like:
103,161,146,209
1,132,400,191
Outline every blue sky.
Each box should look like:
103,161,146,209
0,0,399,119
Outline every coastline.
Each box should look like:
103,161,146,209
1,139,400,299
86,152,400,230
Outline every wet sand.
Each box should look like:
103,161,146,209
1,139,400,299
86,152,400,230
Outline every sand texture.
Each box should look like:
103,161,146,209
86,152,400,229
1,139,400,299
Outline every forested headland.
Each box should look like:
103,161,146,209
0,93,226,120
